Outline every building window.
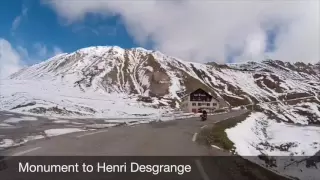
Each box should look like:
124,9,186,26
192,103,196,106
198,103,202,106
207,103,210,106
212,103,217,106
191,97,201,101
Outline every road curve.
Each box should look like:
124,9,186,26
0,110,292,180
2,110,247,156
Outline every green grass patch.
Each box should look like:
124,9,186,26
197,112,251,151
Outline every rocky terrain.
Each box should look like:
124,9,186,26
1,46,319,179
2,46,320,116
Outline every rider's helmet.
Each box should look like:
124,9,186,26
202,110,207,115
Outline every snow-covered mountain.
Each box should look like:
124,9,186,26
7,46,320,106
1,46,320,179
2,46,320,118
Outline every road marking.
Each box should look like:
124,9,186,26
12,147,42,156
192,133,198,142
201,125,207,129
195,159,210,180
211,145,222,150
76,129,108,138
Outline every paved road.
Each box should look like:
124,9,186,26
0,111,157,152
1,110,247,156
0,109,293,180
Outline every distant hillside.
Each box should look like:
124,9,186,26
8,46,320,108
2,46,319,180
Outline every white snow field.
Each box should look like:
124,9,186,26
226,110,320,180
2,46,320,121
4,116,38,123
0,123,15,128
227,112,320,156
44,128,85,137
1,46,320,179
0,139,15,148
0,135,45,150
0,79,175,119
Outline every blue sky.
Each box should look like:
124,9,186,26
0,0,141,65
0,0,318,77
0,0,282,65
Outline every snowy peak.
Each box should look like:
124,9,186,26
11,47,181,99
3,47,320,180
10,46,320,109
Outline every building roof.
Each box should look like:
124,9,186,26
191,88,213,98
181,88,215,100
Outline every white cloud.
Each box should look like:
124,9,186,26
33,43,63,60
0,39,24,79
16,46,29,59
0,39,62,79
11,6,28,31
33,42,48,57
45,0,319,63
12,16,22,31
53,46,63,55
72,25,100,36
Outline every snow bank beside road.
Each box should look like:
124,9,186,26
0,135,45,151
45,128,85,137
0,79,196,123
4,116,38,123
0,123,15,128
0,79,173,119
226,112,320,180
227,112,320,156
0,139,15,148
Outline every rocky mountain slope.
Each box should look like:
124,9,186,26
7,46,320,108
1,46,320,179
1,46,320,118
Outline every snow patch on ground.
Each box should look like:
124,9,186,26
3,113,14,116
4,116,38,123
44,128,85,137
259,101,320,124
104,119,130,123
0,139,15,148
0,135,45,150
47,117,59,120
127,120,150,126
71,122,84,125
53,120,71,124
0,79,172,120
231,107,242,110
0,123,15,128
85,124,118,129
227,112,320,156
226,112,320,180
22,135,45,143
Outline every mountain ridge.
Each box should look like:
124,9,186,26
9,46,320,109
2,46,320,179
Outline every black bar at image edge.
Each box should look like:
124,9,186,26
0,156,319,180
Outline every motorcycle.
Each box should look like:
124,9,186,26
200,111,207,121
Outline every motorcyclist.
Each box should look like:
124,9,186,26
201,110,207,121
